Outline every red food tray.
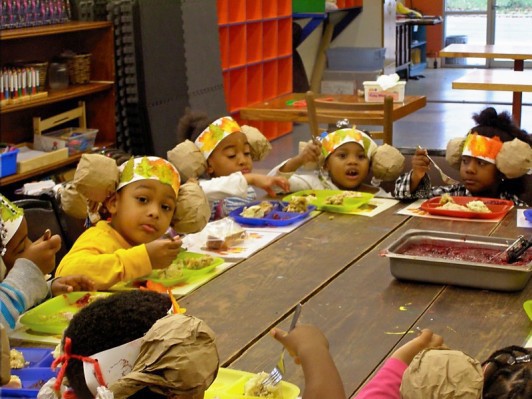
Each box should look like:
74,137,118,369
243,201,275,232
420,196,513,219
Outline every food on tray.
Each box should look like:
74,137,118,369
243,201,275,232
152,260,184,279
241,201,274,218
436,196,491,213
206,219,246,250
283,196,311,213
3,375,22,388
398,242,532,266
184,254,214,270
36,293,107,323
10,349,28,369
324,191,364,205
243,371,281,398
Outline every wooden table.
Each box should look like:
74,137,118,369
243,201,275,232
439,43,532,125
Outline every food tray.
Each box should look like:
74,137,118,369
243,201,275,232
283,190,374,213
10,347,54,368
2,367,57,398
229,201,316,226
524,300,532,320
420,196,513,219
205,367,300,399
19,292,112,334
142,252,224,287
383,229,532,291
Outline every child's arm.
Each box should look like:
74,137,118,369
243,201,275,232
22,230,62,275
271,324,346,399
50,275,95,296
244,174,290,197
279,141,322,173
409,147,431,193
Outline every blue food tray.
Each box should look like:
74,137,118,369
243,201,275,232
11,347,54,368
2,368,57,398
229,201,316,226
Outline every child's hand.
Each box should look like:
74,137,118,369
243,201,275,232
280,141,322,173
392,328,445,366
246,174,290,197
410,147,431,191
270,324,329,365
51,275,95,296
146,236,183,269
22,229,61,275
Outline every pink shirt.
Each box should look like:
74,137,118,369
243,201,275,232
353,358,408,399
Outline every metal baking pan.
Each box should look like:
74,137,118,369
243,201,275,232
382,229,532,291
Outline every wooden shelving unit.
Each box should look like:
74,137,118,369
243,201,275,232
217,0,293,140
0,21,116,188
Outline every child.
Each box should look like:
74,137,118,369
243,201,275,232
55,156,184,290
267,127,405,196
482,345,531,398
49,290,219,399
0,194,94,330
169,110,290,220
394,107,532,206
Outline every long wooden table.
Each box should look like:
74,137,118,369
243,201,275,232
439,43,532,126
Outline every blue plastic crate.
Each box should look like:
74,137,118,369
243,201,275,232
326,47,386,71
2,368,57,398
0,148,19,178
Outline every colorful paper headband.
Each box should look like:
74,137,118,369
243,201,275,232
462,132,503,164
194,116,242,159
320,128,378,160
118,156,181,197
0,194,24,256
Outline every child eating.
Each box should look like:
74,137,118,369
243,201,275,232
394,107,531,206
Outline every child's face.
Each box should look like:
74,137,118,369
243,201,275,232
325,142,370,190
460,156,499,194
107,179,177,246
206,132,253,177
2,217,31,272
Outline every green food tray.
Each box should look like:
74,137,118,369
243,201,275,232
20,292,112,334
205,367,300,399
283,189,374,213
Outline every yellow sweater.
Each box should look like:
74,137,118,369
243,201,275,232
56,221,152,290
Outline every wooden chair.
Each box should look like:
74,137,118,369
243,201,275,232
305,91,394,144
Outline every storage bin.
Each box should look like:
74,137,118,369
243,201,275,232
363,81,406,102
0,148,19,178
326,47,386,71
292,0,326,13
321,69,381,94
34,128,98,155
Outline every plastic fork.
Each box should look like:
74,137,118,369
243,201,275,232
261,304,303,389
418,146,460,185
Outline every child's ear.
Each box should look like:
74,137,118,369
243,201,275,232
104,193,119,214
206,161,214,176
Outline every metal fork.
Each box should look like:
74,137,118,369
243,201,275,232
261,304,303,389
418,146,460,185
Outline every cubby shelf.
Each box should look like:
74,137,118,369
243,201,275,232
217,0,293,140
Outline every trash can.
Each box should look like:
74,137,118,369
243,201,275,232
444,35,468,65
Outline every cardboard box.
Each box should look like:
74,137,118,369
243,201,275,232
363,81,406,102
321,69,381,94
34,128,98,155
16,143,69,174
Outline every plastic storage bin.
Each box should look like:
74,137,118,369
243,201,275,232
34,128,98,155
292,0,326,13
0,148,19,178
326,47,386,71
321,69,381,94
363,81,406,103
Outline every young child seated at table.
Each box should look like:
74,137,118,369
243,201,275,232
394,107,532,206
47,290,219,399
55,156,184,290
267,126,405,197
168,109,290,220
0,194,94,330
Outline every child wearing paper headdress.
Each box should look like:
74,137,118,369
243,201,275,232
0,194,94,330
42,290,220,399
267,126,405,196
394,107,532,206
169,109,290,220
56,156,185,290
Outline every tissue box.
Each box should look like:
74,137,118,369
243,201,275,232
363,81,406,103
34,128,98,155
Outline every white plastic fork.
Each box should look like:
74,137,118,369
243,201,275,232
418,146,460,185
261,304,303,389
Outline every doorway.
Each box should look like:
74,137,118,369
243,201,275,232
444,0,532,67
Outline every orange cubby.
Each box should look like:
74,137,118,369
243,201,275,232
262,0,278,19
262,60,279,100
228,24,247,69
246,0,262,21
246,22,263,63
227,0,246,23
246,64,263,105
223,71,231,108
227,68,247,113
218,26,230,69
277,17,292,57
262,20,279,60
276,121,294,139
277,0,292,17
216,0,229,24
277,56,293,95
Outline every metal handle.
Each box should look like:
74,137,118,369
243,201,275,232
288,303,302,331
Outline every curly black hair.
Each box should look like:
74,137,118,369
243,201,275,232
471,107,531,145
176,107,212,144
482,345,531,399
63,290,171,399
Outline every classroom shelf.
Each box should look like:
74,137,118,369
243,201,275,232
217,0,293,140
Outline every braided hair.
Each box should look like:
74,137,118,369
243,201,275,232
482,345,531,398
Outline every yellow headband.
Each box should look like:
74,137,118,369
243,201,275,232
118,156,181,197
0,194,24,256
194,116,242,159
321,128,378,159
462,132,503,164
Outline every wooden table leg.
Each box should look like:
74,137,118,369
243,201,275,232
512,59,524,127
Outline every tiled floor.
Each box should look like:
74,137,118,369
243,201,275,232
254,67,532,171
